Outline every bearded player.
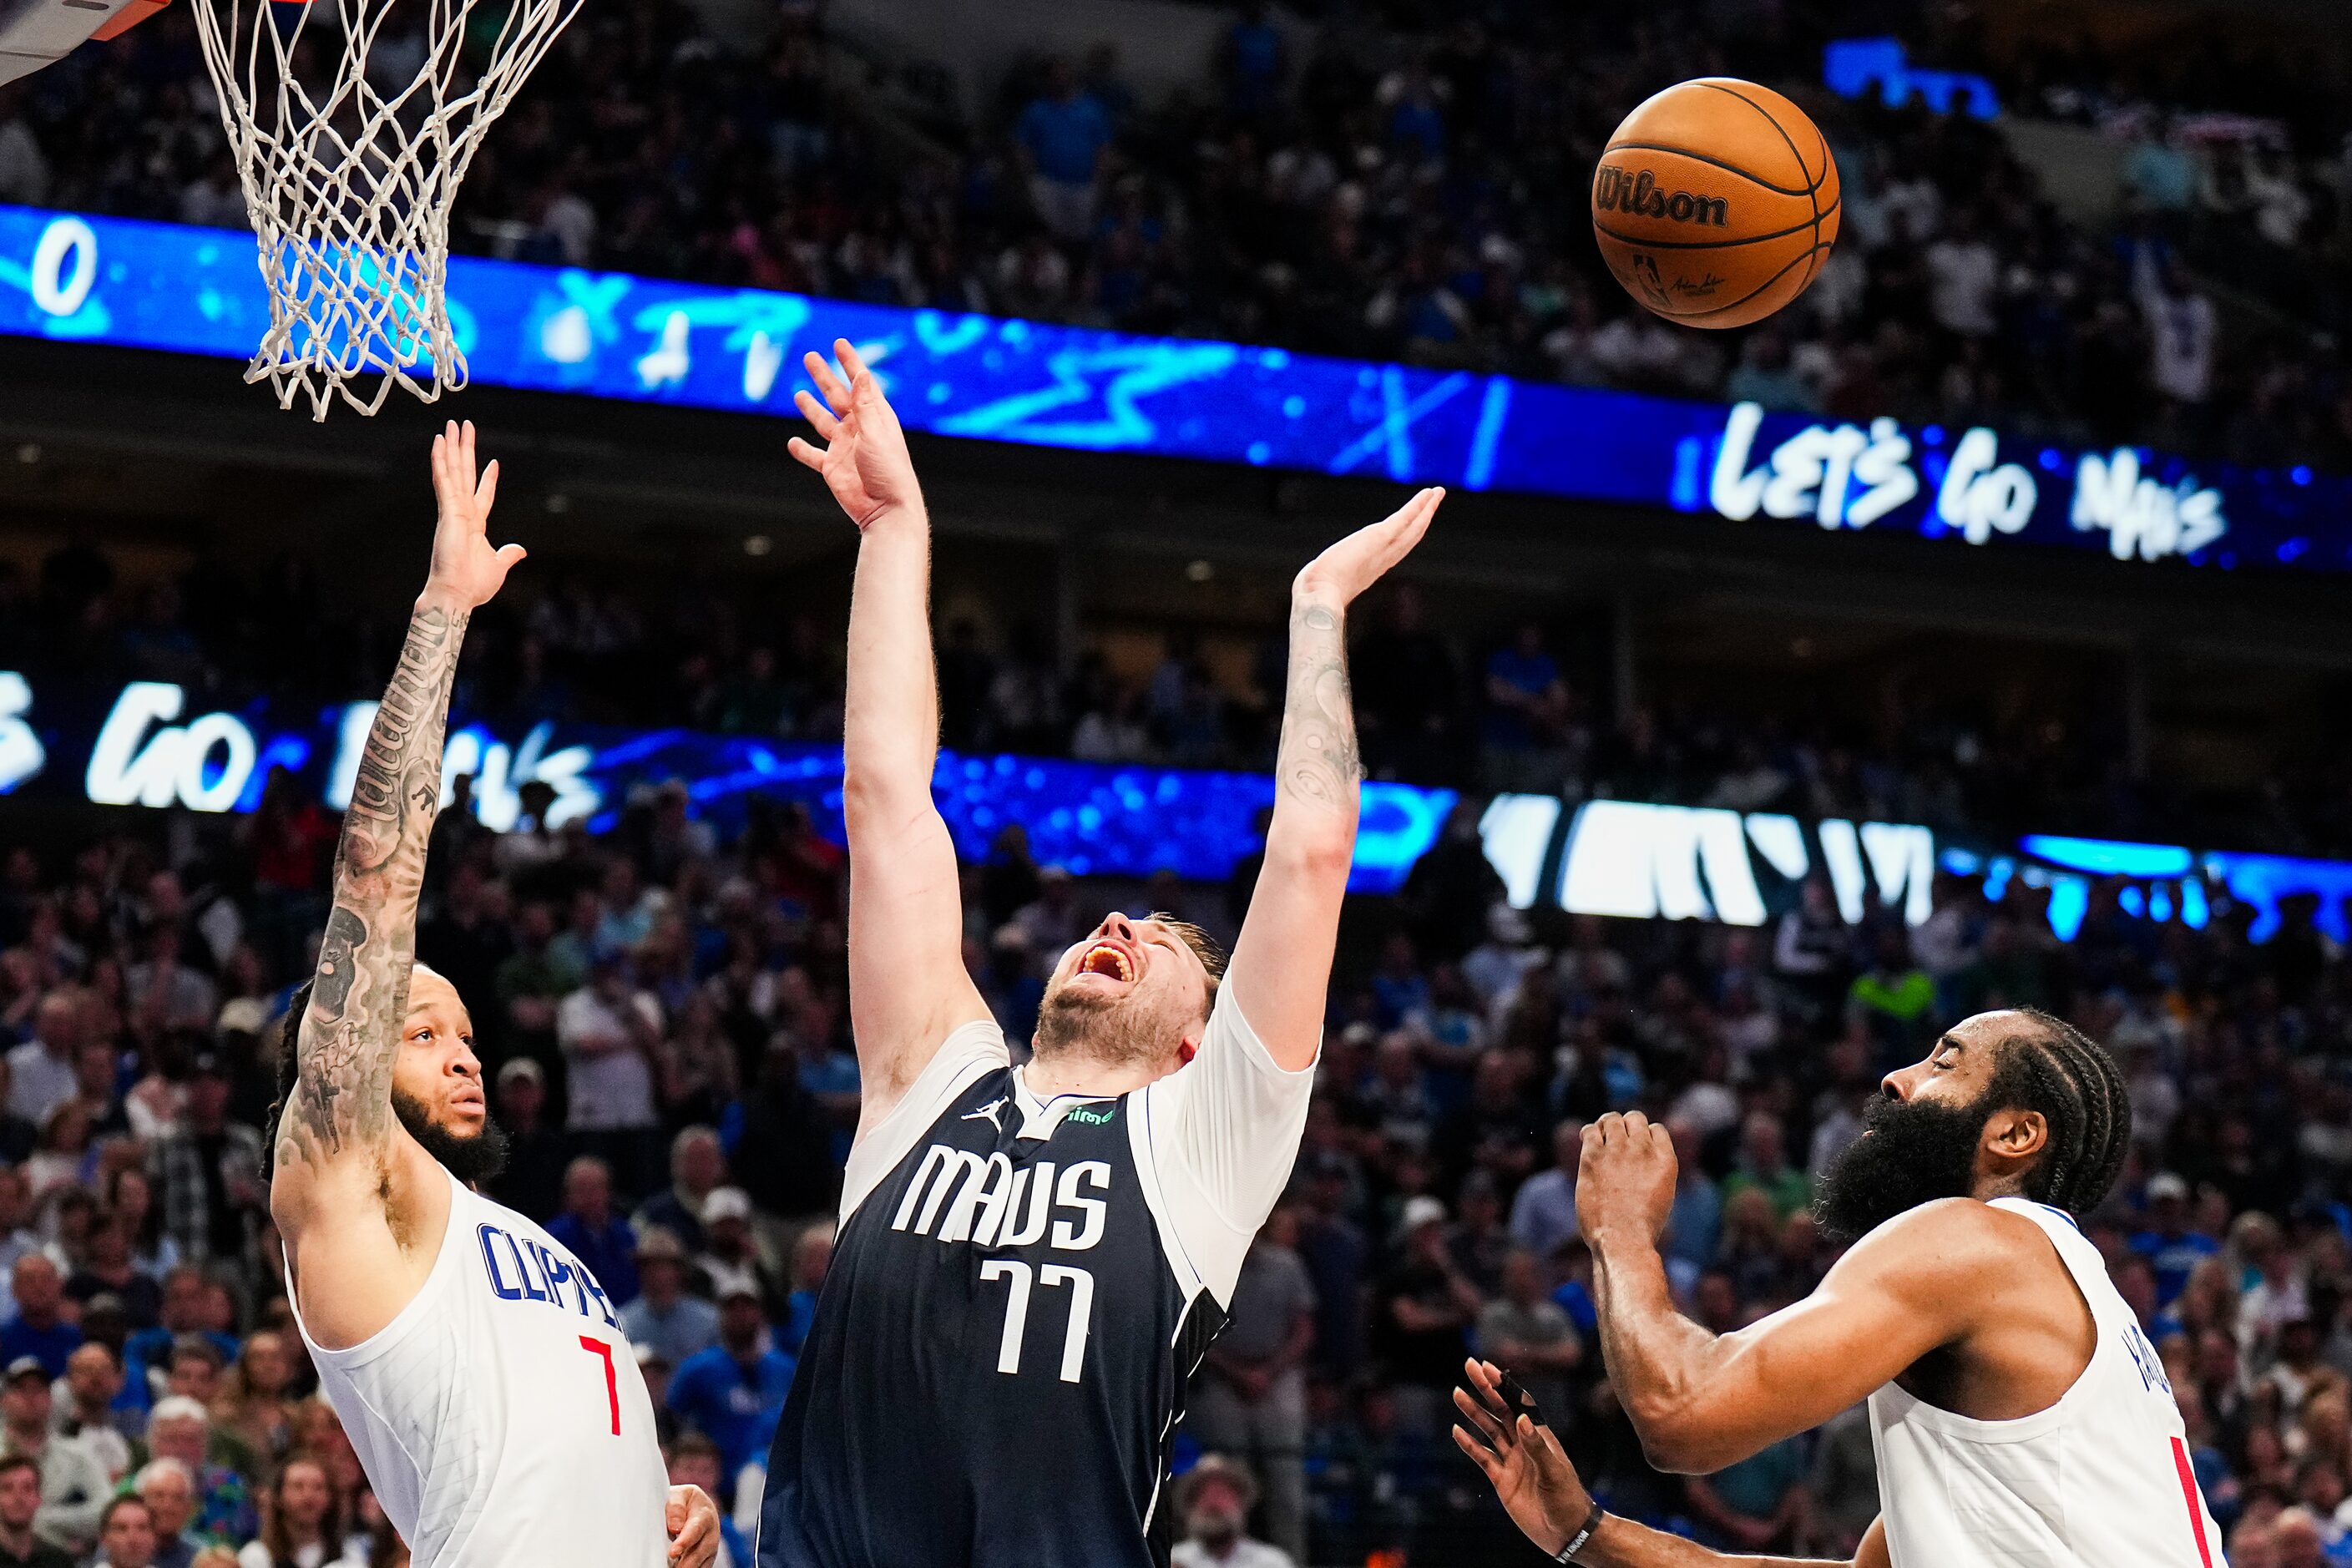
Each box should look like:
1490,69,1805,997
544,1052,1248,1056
756,341,1439,1568
1454,1007,2229,1568
269,424,719,1568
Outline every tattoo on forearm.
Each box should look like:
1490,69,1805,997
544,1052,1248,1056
276,603,467,1172
1275,602,1363,813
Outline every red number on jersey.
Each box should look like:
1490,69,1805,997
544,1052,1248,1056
580,1335,620,1436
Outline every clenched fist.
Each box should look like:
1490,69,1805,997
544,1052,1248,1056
1576,1110,1678,1252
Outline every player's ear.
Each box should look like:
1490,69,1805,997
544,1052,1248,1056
1986,1105,2048,1162
1176,1024,1204,1069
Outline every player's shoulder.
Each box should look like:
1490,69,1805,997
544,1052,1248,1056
1840,1197,2064,1285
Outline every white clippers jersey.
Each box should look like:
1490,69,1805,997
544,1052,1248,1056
1868,1198,2228,1568
288,1172,670,1568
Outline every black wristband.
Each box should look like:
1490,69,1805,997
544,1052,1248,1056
1553,1500,1606,1564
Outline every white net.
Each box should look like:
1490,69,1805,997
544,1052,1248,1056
190,0,584,419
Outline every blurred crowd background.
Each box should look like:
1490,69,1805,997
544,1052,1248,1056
1,0,2346,471
0,695,2340,1565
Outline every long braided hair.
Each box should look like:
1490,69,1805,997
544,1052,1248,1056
1983,1006,2132,1216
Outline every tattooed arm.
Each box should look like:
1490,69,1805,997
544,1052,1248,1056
1226,488,1443,1070
271,423,524,1267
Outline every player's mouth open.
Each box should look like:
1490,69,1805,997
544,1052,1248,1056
1079,943,1137,983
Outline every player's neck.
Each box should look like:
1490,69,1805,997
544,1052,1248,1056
1019,1052,1162,1101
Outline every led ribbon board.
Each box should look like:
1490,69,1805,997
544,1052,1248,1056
0,206,2346,570
11,674,2349,940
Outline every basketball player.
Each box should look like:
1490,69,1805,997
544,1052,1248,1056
756,341,1439,1568
1454,1007,2229,1568
268,423,720,1568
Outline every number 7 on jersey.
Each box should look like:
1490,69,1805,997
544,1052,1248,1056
579,1335,620,1435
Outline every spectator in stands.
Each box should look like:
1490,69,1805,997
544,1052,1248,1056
1188,1206,1314,1564
55,1344,132,1483
0,1263,74,1380
557,958,663,1196
1722,1112,1810,1224
545,1158,640,1310
0,1358,104,1554
1506,1120,1581,1265
1475,1248,1581,1424
210,1333,296,1473
665,1283,793,1487
484,1059,563,1223
1171,1454,1293,1568
235,1452,338,1568
150,1057,264,1267
1377,1197,1484,1436
133,1459,201,1568
141,1399,254,1545
663,1436,749,1568
1014,59,1112,242
5,999,78,1132
0,1451,68,1568
620,1229,718,1369
91,1495,157,1568
634,1126,725,1256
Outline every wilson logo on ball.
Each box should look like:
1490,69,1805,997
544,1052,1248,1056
1594,166,1729,227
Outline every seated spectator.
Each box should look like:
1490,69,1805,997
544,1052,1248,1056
131,1459,202,1568
1014,59,1111,242
1474,1249,1581,1426
54,1345,133,1484
664,1436,750,1568
91,1495,158,1568
483,1059,564,1223
149,1057,265,1267
0,1263,75,1380
776,1225,832,1358
666,1284,794,1489
0,1358,104,1554
1375,1198,1485,1436
544,1159,640,1310
0,1451,71,1568
235,1452,341,1568
210,1333,297,1474
620,1230,719,1369
634,1127,726,1257
1720,1112,1810,1223
140,1399,255,1546
1171,1454,1294,1568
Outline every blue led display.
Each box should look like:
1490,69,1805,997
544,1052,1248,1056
1,205,2347,572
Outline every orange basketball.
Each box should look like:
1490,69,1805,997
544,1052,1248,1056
1591,78,1840,330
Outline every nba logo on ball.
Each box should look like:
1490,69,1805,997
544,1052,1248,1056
1592,78,1841,330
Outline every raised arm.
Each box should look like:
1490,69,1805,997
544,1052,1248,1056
790,341,989,1121
1454,1358,1884,1568
271,424,523,1222
1226,488,1442,1069
1575,1111,2000,1474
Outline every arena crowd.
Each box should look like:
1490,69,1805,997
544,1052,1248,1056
0,2,2344,473
0,738,2335,1564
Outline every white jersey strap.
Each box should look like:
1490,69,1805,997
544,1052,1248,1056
840,1019,1010,1224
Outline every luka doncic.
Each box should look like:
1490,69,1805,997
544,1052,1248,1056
758,340,1444,1568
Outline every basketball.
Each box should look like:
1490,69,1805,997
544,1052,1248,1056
1592,78,1840,330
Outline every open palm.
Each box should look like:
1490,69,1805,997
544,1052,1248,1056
426,420,526,609
788,338,922,529
1453,1359,1591,1557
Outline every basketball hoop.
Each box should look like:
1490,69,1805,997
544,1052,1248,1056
190,0,584,419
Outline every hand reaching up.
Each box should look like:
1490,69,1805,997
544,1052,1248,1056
789,338,923,529
424,421,526,610
1294,486,1442,609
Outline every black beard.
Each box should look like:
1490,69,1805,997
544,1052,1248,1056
392,1088,509,1185
1813,1090,1992,1244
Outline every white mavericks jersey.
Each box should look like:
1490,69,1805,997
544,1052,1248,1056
289,1171,670,1567
1868,1198,2227,1568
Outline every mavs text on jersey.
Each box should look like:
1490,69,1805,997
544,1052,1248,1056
759,988,1314,1568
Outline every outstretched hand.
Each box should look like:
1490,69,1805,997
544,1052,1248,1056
424,421,526,610
1294,486,1443,608
1453,1358,1591,1559
789,338,922,529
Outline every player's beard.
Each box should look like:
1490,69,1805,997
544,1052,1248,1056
1032,975,1171,1070
1813,1089,1992,1244
392,1087,510,1185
